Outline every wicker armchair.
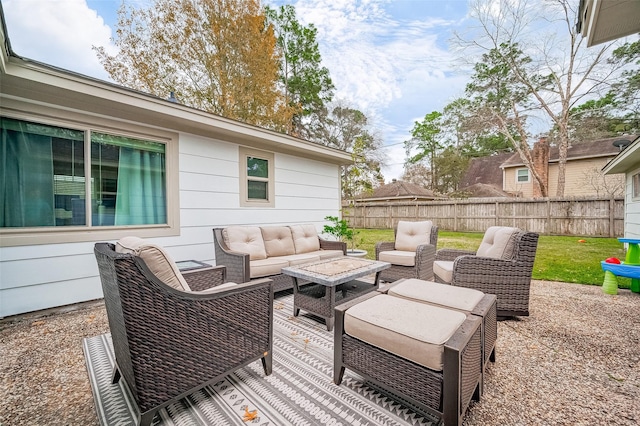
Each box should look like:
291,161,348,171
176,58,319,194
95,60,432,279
375,221,438,282
434,227,539,317
94,242,274,426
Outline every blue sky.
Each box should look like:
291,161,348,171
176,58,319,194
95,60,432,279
2,0,473,181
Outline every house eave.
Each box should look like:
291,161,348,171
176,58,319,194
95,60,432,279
602,137,640,174
0,51,352,166
577,0,640,47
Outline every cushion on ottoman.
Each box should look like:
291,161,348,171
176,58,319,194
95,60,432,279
388,278,485,312
344,294,467,371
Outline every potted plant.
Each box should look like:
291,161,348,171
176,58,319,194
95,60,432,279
323,215,366,257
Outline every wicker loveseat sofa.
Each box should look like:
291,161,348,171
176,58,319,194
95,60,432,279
213,224,346,292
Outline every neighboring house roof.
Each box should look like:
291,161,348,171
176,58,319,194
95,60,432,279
354,180,441,202
459,152,514,188
455,183,514,198
501,135,638,168
603,136,640,175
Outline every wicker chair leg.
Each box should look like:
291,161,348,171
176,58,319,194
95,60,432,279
111,366,121,384
138,410,157,426
261,353,273,376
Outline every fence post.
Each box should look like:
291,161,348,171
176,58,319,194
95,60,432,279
609,196,615,238
451,202,455,232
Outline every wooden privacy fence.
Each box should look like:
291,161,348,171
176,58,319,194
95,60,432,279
342,196,624,237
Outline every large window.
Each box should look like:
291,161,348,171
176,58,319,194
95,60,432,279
1,117,167,229
239,147,274,207
516,168,530,183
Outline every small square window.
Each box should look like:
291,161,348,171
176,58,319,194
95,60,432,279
239,147,274,207
517,168,530,183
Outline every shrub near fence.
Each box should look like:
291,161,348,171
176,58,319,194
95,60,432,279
343,196,624,237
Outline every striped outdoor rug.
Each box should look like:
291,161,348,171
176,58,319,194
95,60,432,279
83,293,438,426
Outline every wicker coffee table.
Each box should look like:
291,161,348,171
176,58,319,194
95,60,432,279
282,257,390,331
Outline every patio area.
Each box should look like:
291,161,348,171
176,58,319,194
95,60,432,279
1,280,639,425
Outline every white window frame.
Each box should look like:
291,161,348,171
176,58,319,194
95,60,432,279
516,168,530,183
633,171,640,199
0,111,180,247
239,146,275,208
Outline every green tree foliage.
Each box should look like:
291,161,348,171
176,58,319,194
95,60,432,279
265,4,335,138
433,146,470,194
94,0,293,131
464,41,552,196
404,111,444,191
454,0,620,197
312,104,383,200
610,40,640,133
442,97,513,156
401,163,431,189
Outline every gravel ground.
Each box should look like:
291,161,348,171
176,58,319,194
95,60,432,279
1,280,639,425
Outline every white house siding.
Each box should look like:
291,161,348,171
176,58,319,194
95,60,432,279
0,132,342,318
624,166,640,239
172,133,342,264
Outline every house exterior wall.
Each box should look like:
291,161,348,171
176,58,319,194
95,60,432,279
623,165,640,239
0,131,341,318
503,167,534,197
504,157,624,197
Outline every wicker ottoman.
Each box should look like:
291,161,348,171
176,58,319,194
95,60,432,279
383,278,497,395
334,292,482,426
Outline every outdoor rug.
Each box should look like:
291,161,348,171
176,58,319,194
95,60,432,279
83,293,438,426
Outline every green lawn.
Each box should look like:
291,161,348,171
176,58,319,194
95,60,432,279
354,228,631,288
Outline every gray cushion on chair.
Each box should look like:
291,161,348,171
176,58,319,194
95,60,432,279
476,226,519,259
433,260,454,283
115,236,190,291
378,250,416,266
394,221,432,251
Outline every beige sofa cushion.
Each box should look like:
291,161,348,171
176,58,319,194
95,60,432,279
389,278,485,312
476,226,519,259
433,260,454,283
279,253,321,266
223,226,267,260
261,226,296,257
304,249,344,260
250,258,290,279
115,236,190,291
395,221,433,252
345,294,467,371
290,224,321,254
378,250,416,266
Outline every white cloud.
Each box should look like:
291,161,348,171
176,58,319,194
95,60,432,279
3,0,115,80
285,0,469,181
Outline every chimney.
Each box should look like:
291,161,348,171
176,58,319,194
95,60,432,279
531,136,549,198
